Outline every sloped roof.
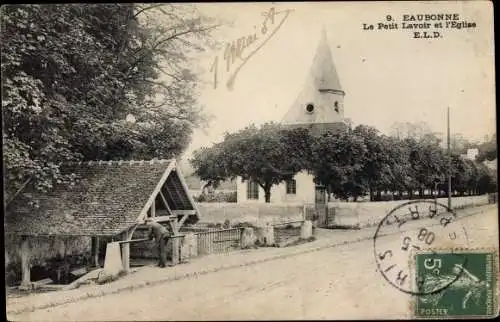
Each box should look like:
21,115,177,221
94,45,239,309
282,29,345,126
308,28,343,92
5,159,199,237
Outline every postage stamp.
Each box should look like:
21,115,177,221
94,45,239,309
412,249,498,319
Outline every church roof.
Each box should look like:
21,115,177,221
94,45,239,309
282,29,345,127
309,28,343,93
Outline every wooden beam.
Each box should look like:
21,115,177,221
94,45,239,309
151,198,156,217
172,210,196,216
151,215,173,223
168,218,179,235
120,226,136,272
159,190,173,215
20,236,31,288
118,238,149,244
178,213,190,227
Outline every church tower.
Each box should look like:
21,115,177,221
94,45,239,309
282,29,347,135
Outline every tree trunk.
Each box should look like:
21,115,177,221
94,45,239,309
376,190,382,201
264,187,271,203
369,186,374,202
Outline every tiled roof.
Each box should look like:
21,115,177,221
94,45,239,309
4,159,189,237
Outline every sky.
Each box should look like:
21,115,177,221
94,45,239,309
177,1,495,160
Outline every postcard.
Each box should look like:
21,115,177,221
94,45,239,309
3,1,498,320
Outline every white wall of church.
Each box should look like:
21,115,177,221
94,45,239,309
236,171,316,204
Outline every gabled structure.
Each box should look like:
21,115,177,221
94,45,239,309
282,28,347,136
5,158,200,286
5,159,200,236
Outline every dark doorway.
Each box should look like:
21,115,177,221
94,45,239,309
315,185,327,227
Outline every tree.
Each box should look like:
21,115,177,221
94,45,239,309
450,133,477,155
190,144,229,190
383,136,412,198
2,4,217,200
476,163,497,194
476,134,497,162
190,123,312,203
352,125,393,201
310,131,368,201
450,155,474,196
389,121,434,141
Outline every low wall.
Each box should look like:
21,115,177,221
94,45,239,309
196,195,491,229
196,202,305,225
328,195,490,229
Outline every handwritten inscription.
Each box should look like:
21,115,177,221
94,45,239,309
210,7,294,91
361,13,477,39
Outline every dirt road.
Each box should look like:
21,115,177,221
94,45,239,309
11,207,498,321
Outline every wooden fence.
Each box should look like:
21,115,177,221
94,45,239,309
195,228,243,255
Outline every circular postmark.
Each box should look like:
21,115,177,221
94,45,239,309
373,200,469,295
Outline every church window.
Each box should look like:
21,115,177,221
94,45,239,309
286,179,297,195
334,101,339,113
306,104,314,113
247,179,259,200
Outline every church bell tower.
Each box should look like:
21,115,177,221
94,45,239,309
282,28,346,135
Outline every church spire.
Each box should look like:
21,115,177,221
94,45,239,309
282,28,346,135
310,28,343,93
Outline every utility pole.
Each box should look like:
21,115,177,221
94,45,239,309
447,107,452,209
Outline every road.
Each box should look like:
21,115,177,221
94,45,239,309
11,207,499,321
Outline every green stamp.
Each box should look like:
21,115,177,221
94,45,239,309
414,250,498,319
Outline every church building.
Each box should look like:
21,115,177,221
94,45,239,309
237,29,347,204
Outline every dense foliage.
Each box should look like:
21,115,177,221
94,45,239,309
2,4,217,200
191,123,497,202
192,123,312,202
194,191,237,203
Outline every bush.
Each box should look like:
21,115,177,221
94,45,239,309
194,191,237,203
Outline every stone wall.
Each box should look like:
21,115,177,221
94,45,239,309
327,195,490,229
196,202,305,225
195,195,490,229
